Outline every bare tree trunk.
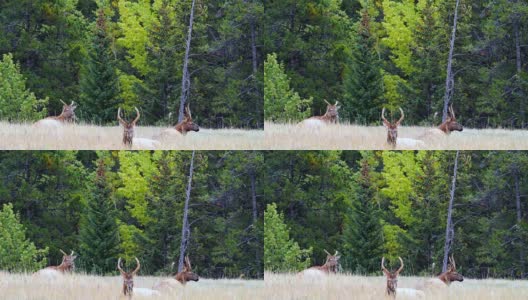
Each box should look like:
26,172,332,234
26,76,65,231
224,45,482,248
442,0,460,122
178,0,196,123
442,150,459,272
178,150,195,272
514,166,525,278
250,19,258,76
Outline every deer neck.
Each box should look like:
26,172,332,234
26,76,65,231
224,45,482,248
437,122,450,134
437,272,451,285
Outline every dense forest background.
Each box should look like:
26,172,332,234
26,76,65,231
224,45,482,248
264,151,528,279
0,0,263,128
0,151,263,278
264,0,528,128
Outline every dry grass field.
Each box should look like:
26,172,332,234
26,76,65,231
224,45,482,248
0,272,264,300
0,122,264,150
264,272,528,300
265,122,528,150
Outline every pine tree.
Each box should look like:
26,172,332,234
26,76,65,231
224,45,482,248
264,203,312,272
79,159,120,274
342,155,384,274
0,203,48,272
79,9,120,124
343,9,384,125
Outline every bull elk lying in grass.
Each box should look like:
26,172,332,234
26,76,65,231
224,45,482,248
34,250,77,278
381,257,425,299
34,100,77,127
299,250,341,277
422,105,464,139
118,107,160,149
175,106,200,135
424,255,464,288
175,256,199,284
299,100,340,127
381,107,425,148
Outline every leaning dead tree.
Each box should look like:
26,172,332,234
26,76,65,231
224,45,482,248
178,0,196,123
442,150,459,272
442,0,460,122
178,150,195,272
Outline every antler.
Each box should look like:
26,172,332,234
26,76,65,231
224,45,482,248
185,105,192,120
334,101,339,106
117,257,125,275
185,256,192,271
381,257,389,275
70,250,74,256
324,99,331,106
132,257,141,275
60,249,67,256
132,107,140,125
117,107,126,125
334,250,338,256
381,107,389,124
324,249,331,256
396,257,404,275
60,99,67,106
449,104,455,119
449,255,456,270
396,107,404,125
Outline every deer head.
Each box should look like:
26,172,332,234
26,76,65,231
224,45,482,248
322,249,341,273
175,106,200,135
176,256,199,284
381,257,404,297
439,105,463,133
323,100,340,119
382,107,404,147
118,257,140,296
56,100,77,122
438,255,464,284
57,249,77,272
118,107,140,147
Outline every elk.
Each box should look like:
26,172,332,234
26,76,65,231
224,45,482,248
118,257,142,297
174,106,200,135
34,100,77,127
437,105,463,134
175,256,199,285
382,107,425,149
117,107,160,149
299,250,341,278
34,250,77,278
427,255,464,288
381,257,425,299
300,100,340,127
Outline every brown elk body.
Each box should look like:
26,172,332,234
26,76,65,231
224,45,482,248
437,105,463,134
36,101,77,125
305,250,341,274
117,107,140,147
117,257,141,297
46,250,77,273
175,256,199,284
175,106,199,135
437,255,464,285
381,107,404,147
306,100,340,124
381,257,404,297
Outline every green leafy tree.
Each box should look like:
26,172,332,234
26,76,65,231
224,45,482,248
0,203,48,272
79,9,120,124
0,53,48,121
78,159,120,274
264,53,312,122
264,203,312,272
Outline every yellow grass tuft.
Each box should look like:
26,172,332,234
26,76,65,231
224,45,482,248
0,272,264,300
265,122,528,150
0,122,264,150
264,272,528,300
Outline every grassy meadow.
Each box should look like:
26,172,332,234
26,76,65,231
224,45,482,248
0,122,264,150
0,272,264,300
264,272,528,300
264,122,528,150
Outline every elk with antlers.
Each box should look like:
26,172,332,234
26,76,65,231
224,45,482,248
175,106,200,135
118,257,141,297
175,256,199,284
300,100,340,127
34,100,77,127
299,250,341,278
437,105,463,134
430,255,464,286
34,250,77,278
382,107,425,148
117,107,160,149
381,257,425,299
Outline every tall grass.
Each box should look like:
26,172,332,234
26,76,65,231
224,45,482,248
264,272,528,300
0,272,264,300
265,122,528,150
0,122,263,150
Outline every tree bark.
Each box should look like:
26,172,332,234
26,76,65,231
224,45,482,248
442,150,459,272
442,0,460,122
514,165,525,278
178,150,195,272
178,0,196,123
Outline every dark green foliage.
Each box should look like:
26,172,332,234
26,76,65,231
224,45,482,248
78,159,120,274
79,9,120,124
